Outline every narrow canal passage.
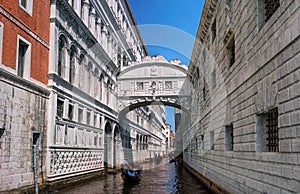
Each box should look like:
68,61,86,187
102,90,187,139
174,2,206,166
53,162,212,194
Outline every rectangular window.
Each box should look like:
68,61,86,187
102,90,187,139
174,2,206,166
211,69,216,89
136,82,144,90
17,37,31,77
256,108,279,152
57,99,64,117
20,0,27,8
203,85,206,101
78,108,83,123
19,0,33,15
258,0,280,30
165,81,173,90
94,115,97,126
200,135,204,150
264,0,280,23
210,131,214,150
94,134,97,146
226,36,235,68
226,0,232,8
211,19,216,42
225,124,234,151
68,104,74,120
87,111,91,125
0,22,3,65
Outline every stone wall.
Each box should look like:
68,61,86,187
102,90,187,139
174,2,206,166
187,0,300,193
0,69,49,191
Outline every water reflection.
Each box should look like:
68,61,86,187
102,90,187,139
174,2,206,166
54,162,211,194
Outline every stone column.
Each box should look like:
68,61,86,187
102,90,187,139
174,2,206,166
74,54,80,87
75,0,81,17
81,0,90,27
89,6,96,35
90,71,95,97
107,34,112,58
101,115,105,148
101,25,108,51
96,18,102,43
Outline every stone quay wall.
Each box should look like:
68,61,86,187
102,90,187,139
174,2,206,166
186,0,300,193
0,69,49,191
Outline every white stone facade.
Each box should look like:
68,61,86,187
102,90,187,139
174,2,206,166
46,0,166,183
186,0,300,193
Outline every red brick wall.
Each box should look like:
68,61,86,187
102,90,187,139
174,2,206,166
0,0,50,84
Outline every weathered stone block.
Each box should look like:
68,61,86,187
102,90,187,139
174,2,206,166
293,166,300,181
291,139,300,152
285,154,298,165
281,165,293,178
279,139,292,152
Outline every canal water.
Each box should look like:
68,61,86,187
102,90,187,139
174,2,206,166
53,161,212,194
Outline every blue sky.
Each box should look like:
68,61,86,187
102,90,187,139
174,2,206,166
128,0,205,131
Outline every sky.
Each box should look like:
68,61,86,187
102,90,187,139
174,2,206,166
128,0,205,131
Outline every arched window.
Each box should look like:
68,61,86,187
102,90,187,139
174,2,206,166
58,35,67,77
69,46,76,84
78,54,85,89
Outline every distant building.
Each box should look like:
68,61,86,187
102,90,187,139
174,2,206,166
0,0,50,190
187,0,300,193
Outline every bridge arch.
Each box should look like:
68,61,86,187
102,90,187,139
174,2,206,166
117,56,191,118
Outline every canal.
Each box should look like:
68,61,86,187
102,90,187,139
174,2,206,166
52,161,213,194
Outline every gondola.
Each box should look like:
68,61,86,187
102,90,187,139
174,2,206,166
122,168,142,182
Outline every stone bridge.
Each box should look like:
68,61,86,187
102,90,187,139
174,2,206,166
117,56,191,117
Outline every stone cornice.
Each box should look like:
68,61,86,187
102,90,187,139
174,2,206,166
0,68,50,97
189,0,218,73
57,0,118,72
0,5,50,49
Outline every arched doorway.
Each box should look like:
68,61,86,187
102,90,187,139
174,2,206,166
113,125,120,168
104,121,112,168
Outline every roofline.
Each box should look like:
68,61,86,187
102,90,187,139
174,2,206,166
124,0,149,56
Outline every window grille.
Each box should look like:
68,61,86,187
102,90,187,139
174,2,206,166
266,110,278,152
227,37,235,68
212,19,216,42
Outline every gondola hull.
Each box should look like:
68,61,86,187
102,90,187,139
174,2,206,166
122,169,142,182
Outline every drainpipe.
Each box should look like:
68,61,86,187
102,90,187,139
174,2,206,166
33,132,40,194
